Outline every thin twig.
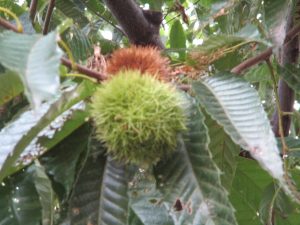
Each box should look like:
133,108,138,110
29,0,38,21
43,0,55,35
231,24,300,75
231,48,272,74
61,57,107,81
0,18,20,32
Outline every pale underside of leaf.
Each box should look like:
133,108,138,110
0,31,62,108
192,74,284,182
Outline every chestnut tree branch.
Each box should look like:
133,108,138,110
29,0,38,21
61,57,106,81
230,48,272,74
102,0,164,48
0,18,20,32
271,26,298,138
43,0,55,35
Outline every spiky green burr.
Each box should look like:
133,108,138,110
90,70,186,165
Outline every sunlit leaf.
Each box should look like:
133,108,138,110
0,31,62,108
192,74,284,182
0,71,23,106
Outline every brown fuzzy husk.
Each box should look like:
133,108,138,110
106,45,171,81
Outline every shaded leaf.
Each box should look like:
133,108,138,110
40,124,91,200
99,157,129,225
68,138,106,225
170,20,186,60
259,182,295,224
230,157,272,225
33,160,55,225
204,111,240,191
0,166,42,225
0,81,96,182
278,64,300,93
155,95,237,225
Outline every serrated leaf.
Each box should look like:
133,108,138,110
259,182,294,224
170,20,186,60
67,25,92,61
229,157,272,225
204,111,240,191
192,74,284,182
40,124,91,199
155,95,237,225
0,71,23,106
55,0,89,27
129,172,174,225
99,157,129,225
33,160,55,225
278,64,300,93
0,165,42,225
68,138,106,225
0,31,62,108
0,81,96,182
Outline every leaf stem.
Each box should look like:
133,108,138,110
58,38,76,70
267,184,281,225
0,7,23,32
63,73,98,83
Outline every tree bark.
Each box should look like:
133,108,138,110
271,13,299,137
102,0,164,48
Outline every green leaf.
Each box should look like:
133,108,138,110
68,138,106,225
129,172,173,225
229,157,272,225
244,64,270,83
40,124,91,199
55,0,89,27
0,31,63,108
0,81,96,182
192,74,284,182
259,182,295,225
0,166,42,225
67,25,93,61
155,95,237,225
0,71,23,106
170,20,186,60
278,64,300,93
264,0,292,48
33,160,55,225
204,111,240,191
99,158,129,225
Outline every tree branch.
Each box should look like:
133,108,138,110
0,18,106,82
102,0,164,48
271,23,298,137
43,0,55,35
29,0,38,21
61,57,106,81
0,18,20,33
231,48,272,74
231,24,300,75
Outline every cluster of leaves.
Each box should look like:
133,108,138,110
1,0,300,225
